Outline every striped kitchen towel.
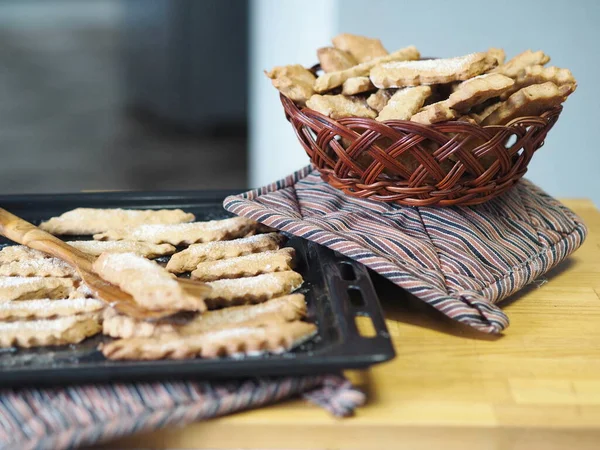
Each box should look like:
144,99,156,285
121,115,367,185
0,374,363,450
224,165,587,334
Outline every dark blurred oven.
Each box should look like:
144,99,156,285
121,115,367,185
120,0,248,131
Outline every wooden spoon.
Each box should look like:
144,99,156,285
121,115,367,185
0,208,211,321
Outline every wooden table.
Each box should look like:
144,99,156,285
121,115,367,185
106,199,600,450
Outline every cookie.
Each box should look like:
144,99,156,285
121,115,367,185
191,248,295,282
92,252,207,312
332,33,388,63
0,298,105,321
306,94,377,119
40,208,195,235
446,73,515,112
0,276,75,301
468,99,503,123
166,232,285,274
94,217,258,246
314,46,420,93
265,64,316,105
204,271,303,309
500,65,576,100
102,294,307,339
487,47,506,65
0,258,77,278
317,47,357,72
341,76,375,95
491,49,550,78
482,81,572,126
0,315,101,348
366,89,394,112
376,86,432,121
410,101,457,124
370,52,497,88
69,240,176,258
101,320,317,360
0,245,51,264
0,241,176,263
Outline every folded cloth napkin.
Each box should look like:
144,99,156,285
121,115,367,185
224,165,587,334
0,374,363,450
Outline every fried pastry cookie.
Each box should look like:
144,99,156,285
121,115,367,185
101,320,317,360
68,240,176,258
341,76,375,95
166,232,285,274
0,277,75,301
0,258,77,278
482,82,572,126
376,86,432,121
191,248,295,282
367,89,394,112
491,49,550,78
500,65,576,100
411,101,457,124
39,208,195,235
265,64,316,105
204,271,303,308
486,47,506,65
0,245,51,264
92,253,207,312
332,33,388,63
306,94,377,119
0,315,101,348
0,297,105,321
0,241,175,264
68,283,95,299
314,46,420,93
94,217,257,246
370,52,497,88
445,73,514,112
317,47,357,73
102,294,307,339
468,99,503,124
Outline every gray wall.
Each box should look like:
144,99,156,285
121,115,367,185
0,0,247,193
249,0,334,187
336,0,600,205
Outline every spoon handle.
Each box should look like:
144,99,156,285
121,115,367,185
0,208,93,270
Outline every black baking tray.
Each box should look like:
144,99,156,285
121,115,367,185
0,190,394,386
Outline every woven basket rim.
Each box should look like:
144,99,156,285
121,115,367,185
282,93,562,130
279,92,563,207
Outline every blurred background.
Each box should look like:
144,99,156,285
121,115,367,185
1,0,598,206
0,0,248,193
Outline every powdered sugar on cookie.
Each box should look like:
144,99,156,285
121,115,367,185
92,253,208,311
94,217,258,246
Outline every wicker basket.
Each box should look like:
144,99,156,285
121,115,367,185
281,93,562,207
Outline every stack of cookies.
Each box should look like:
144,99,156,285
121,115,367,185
0,208,316,360
266,33,576,126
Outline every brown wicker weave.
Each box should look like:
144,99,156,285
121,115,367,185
281,94,562,206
